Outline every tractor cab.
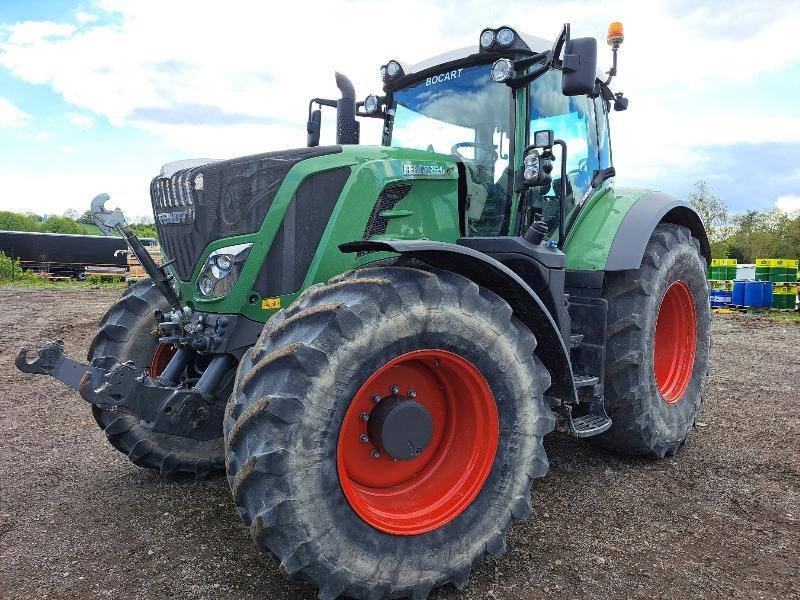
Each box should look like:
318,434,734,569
309,23,626,247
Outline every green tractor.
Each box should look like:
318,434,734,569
18,21,711,599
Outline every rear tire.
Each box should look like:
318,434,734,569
594,223,711,457
224,266,554,599
87,279,226,478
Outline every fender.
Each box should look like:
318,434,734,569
340,239,577,405
606,191,711,270
564,187,711,273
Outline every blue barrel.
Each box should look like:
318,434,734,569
743,281,763,307
761,281,773,308
732,280,746,306
719,291,732,306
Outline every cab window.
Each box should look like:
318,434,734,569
527,70,599,235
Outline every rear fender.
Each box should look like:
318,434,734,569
565,187,711,273
340,239,577,405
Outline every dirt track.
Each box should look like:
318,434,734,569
1,286,798,600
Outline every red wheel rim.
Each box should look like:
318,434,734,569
150,343,176,378
337,349,499,535
654,281,697,404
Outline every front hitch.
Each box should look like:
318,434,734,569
17,340,229,442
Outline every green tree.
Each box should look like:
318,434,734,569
41,215,83,234
0,211,42,232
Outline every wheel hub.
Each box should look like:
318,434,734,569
368,394,433,461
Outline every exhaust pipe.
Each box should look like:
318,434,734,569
335,72,359,145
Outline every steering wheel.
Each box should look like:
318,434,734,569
450,142,498,163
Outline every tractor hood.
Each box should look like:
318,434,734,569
151,146,344,281
151,145,461,321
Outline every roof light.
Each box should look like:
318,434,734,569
480,29,495,48
386,60,402,77
490,58,513,83
607,22,624,47
496,28,515,46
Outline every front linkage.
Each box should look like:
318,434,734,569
16,224,244,444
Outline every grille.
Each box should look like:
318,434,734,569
151,146,342,281
255,167,351,298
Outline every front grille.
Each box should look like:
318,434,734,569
152,170,195,208
254,167,351,298
151,146,342,280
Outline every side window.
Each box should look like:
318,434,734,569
594,97,611,169
528,70,599,233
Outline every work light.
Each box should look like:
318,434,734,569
364,94,379,114
480,29,495,48
386,60,402,78
523,153,540,181
496,28,515,46
491,58,513,83
197,243,252,299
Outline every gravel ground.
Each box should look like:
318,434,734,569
1,286,798,600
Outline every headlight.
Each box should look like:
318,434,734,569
491,58,513,83
196,243,252,299
523,154,540,180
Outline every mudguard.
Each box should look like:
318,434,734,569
565,187,711,272
340,239,577,405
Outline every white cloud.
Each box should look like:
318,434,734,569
3,21,75,45
65,111,94,128
0,97,30,127
776,195,800,214
74,11,98,24
59,144,75,153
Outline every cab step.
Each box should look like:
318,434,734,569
555,401,612,438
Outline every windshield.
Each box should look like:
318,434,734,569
389,63,513,236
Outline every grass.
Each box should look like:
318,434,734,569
0,278,127,290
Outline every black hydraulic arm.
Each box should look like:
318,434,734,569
118,225,180,310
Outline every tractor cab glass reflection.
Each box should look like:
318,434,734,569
390,63,513,236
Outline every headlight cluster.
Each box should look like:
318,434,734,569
196,243,252,299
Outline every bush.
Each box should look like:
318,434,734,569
0,251,39,282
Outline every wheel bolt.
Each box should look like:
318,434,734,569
372,394,381,403
390,385,399,394
360,412,369,422
408,389,417,399
372,450,381,459
360,434,369,444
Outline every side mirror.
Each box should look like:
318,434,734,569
561,36,597,96
307,109,321,147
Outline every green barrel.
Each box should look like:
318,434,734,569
755,266,770,281
786,267,798,281
710,266,726,279
770,267,787,283
726,266,738,279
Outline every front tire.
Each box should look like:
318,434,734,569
594,223,711,457
224,266,554,599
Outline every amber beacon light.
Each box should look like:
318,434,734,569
607,21,624,48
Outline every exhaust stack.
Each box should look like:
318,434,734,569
335,72,359,145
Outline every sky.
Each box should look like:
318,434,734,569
0,0,799,221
